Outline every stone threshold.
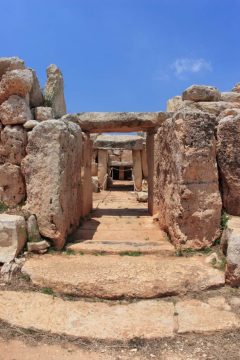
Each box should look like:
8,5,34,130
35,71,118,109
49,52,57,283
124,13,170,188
0,291,239,341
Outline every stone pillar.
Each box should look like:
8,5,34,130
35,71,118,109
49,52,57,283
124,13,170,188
146,132,158,215
98,149,108,190
81,133,93,217
156,111,222,249
132,150,142,192
21,120,82,249
119,166,124,180
141,148,148,179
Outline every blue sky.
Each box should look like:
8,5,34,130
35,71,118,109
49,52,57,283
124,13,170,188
1,0,240,113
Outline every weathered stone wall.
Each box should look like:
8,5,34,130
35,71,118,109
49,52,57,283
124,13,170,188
22,120,83,249
0,57,92,251
155,111,222,249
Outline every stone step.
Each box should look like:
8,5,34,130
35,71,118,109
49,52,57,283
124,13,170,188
22,254,225,299
67,239,175,256
71,229,167,241
0,291,239,341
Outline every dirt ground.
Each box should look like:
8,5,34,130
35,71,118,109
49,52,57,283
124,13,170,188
1,326,240,360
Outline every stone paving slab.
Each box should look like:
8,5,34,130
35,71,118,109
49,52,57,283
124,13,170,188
22,254,225,299
0,291,175,340
67,239,175,255
176,298,240,333
0,291,239,342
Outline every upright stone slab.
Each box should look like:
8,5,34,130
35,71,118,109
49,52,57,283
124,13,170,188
44,64,66,118
132,150,142,191
217,114,240,215
141,148,148,179
222,216,240,286
22,120,82,249
81,134,92,217
97,149,108,190
0,214,26,263
156,111,222,249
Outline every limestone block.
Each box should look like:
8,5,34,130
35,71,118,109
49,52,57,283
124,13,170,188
34,106,53,121
27,215,41,242
182,85,221,102
22,120,82,249
92,176,99,193
221,92,240,103
0,125,27,165
222,216,240,286
166,96,190,112
217,114,240,215
0,57,25,80
97,149,108,190
156,111,222,249
29,69,44,108
0,69,33,105
168,100,240,117
93,134,144,150
27,240,50,254
137,192,148,202
132,150,142,191
0,214,26,263
44,64,66,118
0,95,32,125
23,120,39,130
0,163,25,206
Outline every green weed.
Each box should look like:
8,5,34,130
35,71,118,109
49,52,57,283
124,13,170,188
120,251,142,257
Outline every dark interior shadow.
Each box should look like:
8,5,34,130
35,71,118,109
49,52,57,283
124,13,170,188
109,184,134,192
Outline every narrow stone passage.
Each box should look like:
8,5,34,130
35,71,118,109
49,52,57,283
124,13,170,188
68,181,174,255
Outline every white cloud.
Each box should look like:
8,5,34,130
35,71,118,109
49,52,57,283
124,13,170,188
171,58,212,78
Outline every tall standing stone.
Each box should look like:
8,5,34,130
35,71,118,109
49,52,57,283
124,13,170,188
132,150,142,191
44,64,66,118
156,111,222,249
217,114,240,215
97,149,108,190
22,120,82,249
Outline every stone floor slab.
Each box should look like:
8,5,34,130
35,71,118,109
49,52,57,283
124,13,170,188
176,298,240,333
0,291,175,340
22,254,225,299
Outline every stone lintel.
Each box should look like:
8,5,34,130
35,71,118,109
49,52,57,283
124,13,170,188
94,134,144,150
62,112,171,133
109,161,133,167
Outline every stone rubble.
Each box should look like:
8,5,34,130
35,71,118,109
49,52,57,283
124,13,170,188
0,214,26,263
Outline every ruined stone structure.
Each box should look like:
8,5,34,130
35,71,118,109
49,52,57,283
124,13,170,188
91,134,148,191
1,58,240,286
